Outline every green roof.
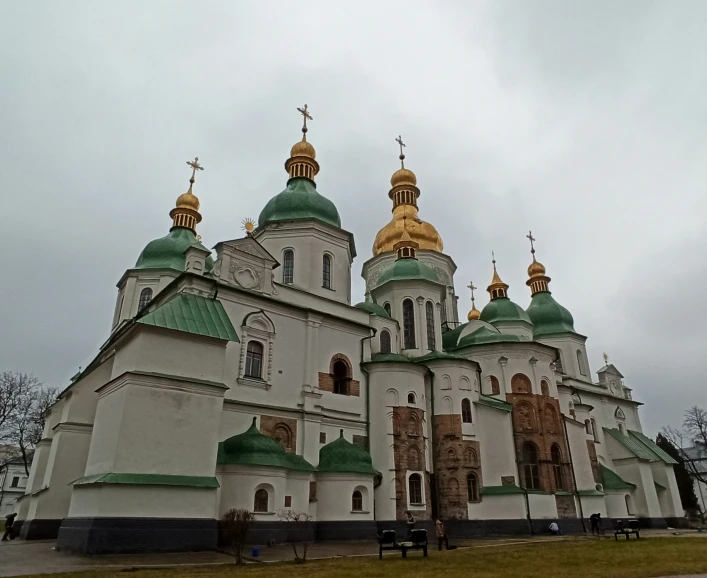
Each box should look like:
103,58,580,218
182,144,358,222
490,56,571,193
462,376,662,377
456,326,528,348
476,395,513,413
135,227,214,272
603,428,658,461
354,301,391,318
218,417,315,472
138,293,239,342
412,350,472,363
72,473,219,489
526,291,575,336
480,297,532,325
628,430,678,464
369,352,411,363
577,489,606,496
258,177,341,229
377,258,439,285
481,485,526,495
318,430,377,475
442,322,468,350
599,463,635,491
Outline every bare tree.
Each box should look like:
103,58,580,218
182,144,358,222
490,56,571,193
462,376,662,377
0,372,34,433
661,406,707,491
277,510,314,563
221,508,254,565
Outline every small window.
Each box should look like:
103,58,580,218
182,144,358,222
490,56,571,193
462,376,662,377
319,432,326,444
10,477,19,488
245,341,264,378
551,444,564,490
284,495,292,508
490,376,500,395
283,250,294,284
333,360,350,395
461,399,472,423
254,489,269,512
380,330,392,354
352,490,363,512
408,474,423,504
541,380,550,396
425,301,436,350
522,442,541,490
383,302,391,316
402,299,416,349
138,287,153,311
408,392,416,405
322,254,332,289
467,473,480,502
577,350,586,376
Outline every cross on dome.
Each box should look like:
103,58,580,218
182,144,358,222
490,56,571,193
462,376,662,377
395,135,406,168
186,157,204,182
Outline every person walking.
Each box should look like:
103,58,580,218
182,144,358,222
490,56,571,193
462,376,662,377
2,513,17,541
435,518,449,551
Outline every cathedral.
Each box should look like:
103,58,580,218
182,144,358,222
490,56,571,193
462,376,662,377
15,107,684,554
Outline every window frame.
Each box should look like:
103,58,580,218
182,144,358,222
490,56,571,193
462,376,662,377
467,472,480,502
461,398,473,423
283,249,294,284
351,490,363,512
551,444,564,490
402,299,416,349
425,301,436,350
380,329,392,354
408,473,423,505
254,488,269,513
322,253,332,289
244,340,264,379
138,287,153,311
522,442,541,490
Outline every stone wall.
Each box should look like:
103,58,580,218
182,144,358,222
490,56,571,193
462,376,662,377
392,406,432,521
259,415,298,453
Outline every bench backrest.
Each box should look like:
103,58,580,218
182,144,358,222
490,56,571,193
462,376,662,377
410,529,427,545
628,519,640,530
379,530,396,545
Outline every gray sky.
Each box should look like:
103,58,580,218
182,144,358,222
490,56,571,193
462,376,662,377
2,0,706,435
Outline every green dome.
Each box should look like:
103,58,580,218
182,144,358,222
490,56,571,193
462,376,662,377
354,301,391,318
135,227,214,273
318,430,377,475
526,291,575,336
480,297,532,325
457,326,527,347
258,177,341,228
219,418,314,471
378,258,439,285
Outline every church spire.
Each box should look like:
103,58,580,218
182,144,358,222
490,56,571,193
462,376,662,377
467,281,481,321
389,135,420,208
487,252,509,300
169,157,203,232
525,230,551,295
285,104,320,182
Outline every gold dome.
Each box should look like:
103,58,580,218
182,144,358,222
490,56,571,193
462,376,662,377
290,138,316,160
527,258,545,277
391,167,417,187
467,305,481,321
373,206,443,256
175,189,200,211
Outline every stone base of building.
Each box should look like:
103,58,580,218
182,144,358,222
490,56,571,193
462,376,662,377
56,518,218,555
19,519,62,540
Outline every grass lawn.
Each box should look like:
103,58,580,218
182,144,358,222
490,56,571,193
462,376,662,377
17,537,707,578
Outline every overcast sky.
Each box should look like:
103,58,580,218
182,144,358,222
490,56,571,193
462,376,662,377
2,1,706,435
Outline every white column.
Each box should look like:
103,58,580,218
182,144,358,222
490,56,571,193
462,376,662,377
499,356,509,393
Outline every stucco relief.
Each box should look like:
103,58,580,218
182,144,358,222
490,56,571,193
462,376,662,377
230,260,263,290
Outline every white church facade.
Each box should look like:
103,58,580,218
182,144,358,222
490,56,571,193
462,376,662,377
14,110,685,553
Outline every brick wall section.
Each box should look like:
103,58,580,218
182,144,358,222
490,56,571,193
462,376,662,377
432,413,482,520
317,372,360,397
507,390,575,494
555,494,577,518
586,440,601,484
392,406,432,521
259,415,298,453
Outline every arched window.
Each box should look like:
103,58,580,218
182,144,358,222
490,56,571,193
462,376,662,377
402,299,416,349
461,399,472,423
380,330,392,354
254,489,269,512
576,350,586,375
408,473,422,504
545,404,558,433
464,447,477,466
515,402,537,431
407,414,420,436
541,380,550,397
351,490,363,512
322,254,332,289
490,376,500,395
138,287,153,311
425,302,436,350
245,341,264,378
407,392,416,405
551,444,564,490
467,473,480,502
447,448,457,463
383,302,391,316
272,423,293,451
590,418,598,442
408,446,420,469
333,360,350,395
585,419,592,435
283,250,294,284
522,442,541,490
511,373,532,394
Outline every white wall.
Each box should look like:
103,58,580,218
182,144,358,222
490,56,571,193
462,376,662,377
468,495,525,520
317,474,374,521
527,493,558,519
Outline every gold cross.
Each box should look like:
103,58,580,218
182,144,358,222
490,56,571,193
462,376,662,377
395,135,406,168
492,250,497,270
297,104,313,129
603,352,609,365
526,230,536,255
467,281,477,300
186,157,204,180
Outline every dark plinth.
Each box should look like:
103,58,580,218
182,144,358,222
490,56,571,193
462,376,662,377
20,519,62,540
56,517,218,555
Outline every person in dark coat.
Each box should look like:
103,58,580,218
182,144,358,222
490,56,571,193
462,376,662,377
435,519,449,551
2,513,17,541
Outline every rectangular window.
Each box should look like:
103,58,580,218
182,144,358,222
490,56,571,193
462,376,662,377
319,432,326,444
284,495,292,508
10,477,19,488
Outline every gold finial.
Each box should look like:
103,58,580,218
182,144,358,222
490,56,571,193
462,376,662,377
170,156,204,231
525,230,550,295
603,352,609,365
467,281,481,321
297,104,313,139
487,251,509,300
241,217,256,235
395,135,406,168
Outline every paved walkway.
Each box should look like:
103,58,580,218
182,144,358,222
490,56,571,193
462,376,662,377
0,530,704,577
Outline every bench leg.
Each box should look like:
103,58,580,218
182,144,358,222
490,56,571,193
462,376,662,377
379,547,382,560
615,533,618,541
424,546,428,557
636,532,640,539
402,548,407,558
625,533,629,540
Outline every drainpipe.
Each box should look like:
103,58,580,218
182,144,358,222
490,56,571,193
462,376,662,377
424,366,441,520
359,329,377,445
563,416,587,533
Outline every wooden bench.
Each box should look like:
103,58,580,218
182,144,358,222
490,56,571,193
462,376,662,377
614,519,640,540
400,529,428,558
378,530,400,559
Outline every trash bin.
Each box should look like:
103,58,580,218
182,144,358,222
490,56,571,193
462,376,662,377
252,546,260,557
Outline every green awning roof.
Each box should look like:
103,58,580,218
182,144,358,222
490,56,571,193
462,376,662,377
138,293,239,342
603,428,658,461
599,463,636,491
481,484,526,495
72,473,219,489
628,430,678,465
476,395,513,413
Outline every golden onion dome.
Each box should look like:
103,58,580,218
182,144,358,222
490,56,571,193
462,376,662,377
175,189,200,211
391,167,417,187
373,207,443,256
290,138,316,160
467,305,481,321
528,258,546,277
